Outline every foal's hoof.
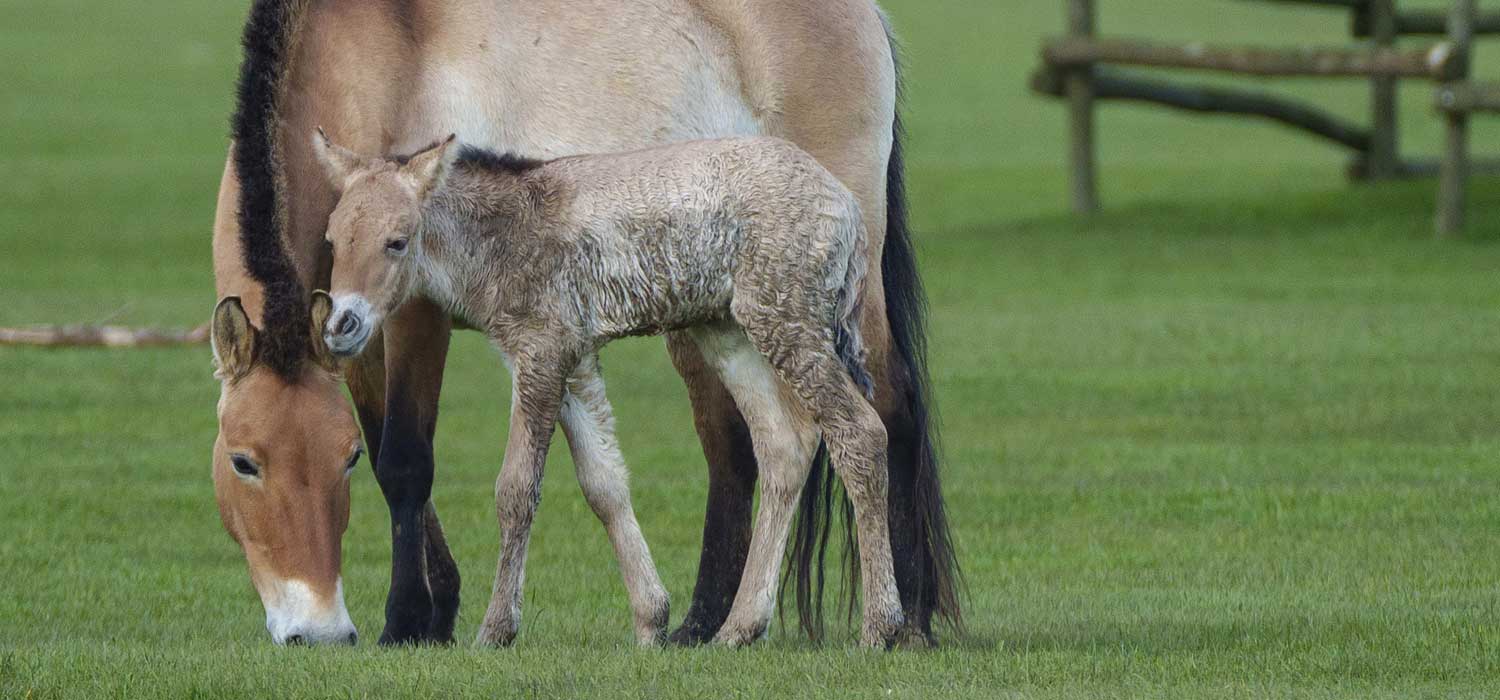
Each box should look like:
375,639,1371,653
635,625,668,648
859,609,906,650
711,618,768,648
475,618,520,648
634,595,671,647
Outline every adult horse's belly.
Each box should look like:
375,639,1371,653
396,0,763,158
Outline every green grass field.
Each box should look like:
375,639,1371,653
3,1,1500,697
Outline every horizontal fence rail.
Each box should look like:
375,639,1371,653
1041,36,1459,79
1033,0,1496,237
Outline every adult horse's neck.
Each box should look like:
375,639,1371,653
216,0,418,337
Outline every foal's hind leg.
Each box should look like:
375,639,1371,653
741,323,904,648
691,326,822,647
560,355,670,645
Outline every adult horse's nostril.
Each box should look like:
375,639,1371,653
284,634,306,646
334,312,358,337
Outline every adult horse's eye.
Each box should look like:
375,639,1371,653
343,447,364,476
230,454,260,478
386,238,409,254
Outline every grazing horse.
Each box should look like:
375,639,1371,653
210,0,960,646
311,132,902,646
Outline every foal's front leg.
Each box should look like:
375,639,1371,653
560,355,670,645
476,358,567,647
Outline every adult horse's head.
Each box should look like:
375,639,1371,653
210,294,362,645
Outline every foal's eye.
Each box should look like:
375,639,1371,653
230,454,260,478
386,238,409,254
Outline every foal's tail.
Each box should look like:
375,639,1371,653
833,214,874,400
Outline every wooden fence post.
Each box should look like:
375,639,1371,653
1437,0,1475,236
1066,0,1098,214
1367,0,1400,179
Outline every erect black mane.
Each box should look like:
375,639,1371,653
454,145,547,174
229,0,314,379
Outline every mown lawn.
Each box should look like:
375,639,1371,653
2,1,1499,698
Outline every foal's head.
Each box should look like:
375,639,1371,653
312,130,457,358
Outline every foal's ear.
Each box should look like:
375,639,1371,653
307,290,342,373
211,296,256,381
401,134,458,201
312,127,367,191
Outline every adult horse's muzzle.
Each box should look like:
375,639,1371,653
324,294,378,358
259,576,359,646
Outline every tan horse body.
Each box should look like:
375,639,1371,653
211,0,957,646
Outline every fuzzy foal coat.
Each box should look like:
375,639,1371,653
319,135,901,646
421,140,870,386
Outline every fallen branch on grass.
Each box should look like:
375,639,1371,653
0,323,210,348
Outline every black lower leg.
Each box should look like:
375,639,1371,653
886,397,936,640
423,503,461,642
668,417,758,645
380,501,433,645
374,410,438,645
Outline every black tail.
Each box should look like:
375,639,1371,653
782,26,963,641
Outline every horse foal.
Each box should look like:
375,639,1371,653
312,131,904,649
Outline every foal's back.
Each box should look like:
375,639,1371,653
550,137,858,237
531,137,865,338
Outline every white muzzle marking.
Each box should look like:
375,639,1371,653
325,294,379,358
261,577,357,646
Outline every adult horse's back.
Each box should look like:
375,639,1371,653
210,0,959,645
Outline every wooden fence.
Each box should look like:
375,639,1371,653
1031,0,1499,236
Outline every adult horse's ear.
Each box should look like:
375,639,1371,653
211,296,256,381
402,134,458,201
312,127,365,192
308,290,341,372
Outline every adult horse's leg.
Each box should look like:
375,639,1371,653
346,322,462,645
357,298,457,645
786,115,960,644
664,333,758,645
869,115,962,642
420,501,461,642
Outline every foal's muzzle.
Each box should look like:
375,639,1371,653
324,295,377,358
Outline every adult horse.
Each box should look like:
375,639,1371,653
209,0,959,646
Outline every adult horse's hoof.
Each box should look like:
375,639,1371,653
666,622,715,646
378,628,433,646
378,617,455,646
892,622,936,650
